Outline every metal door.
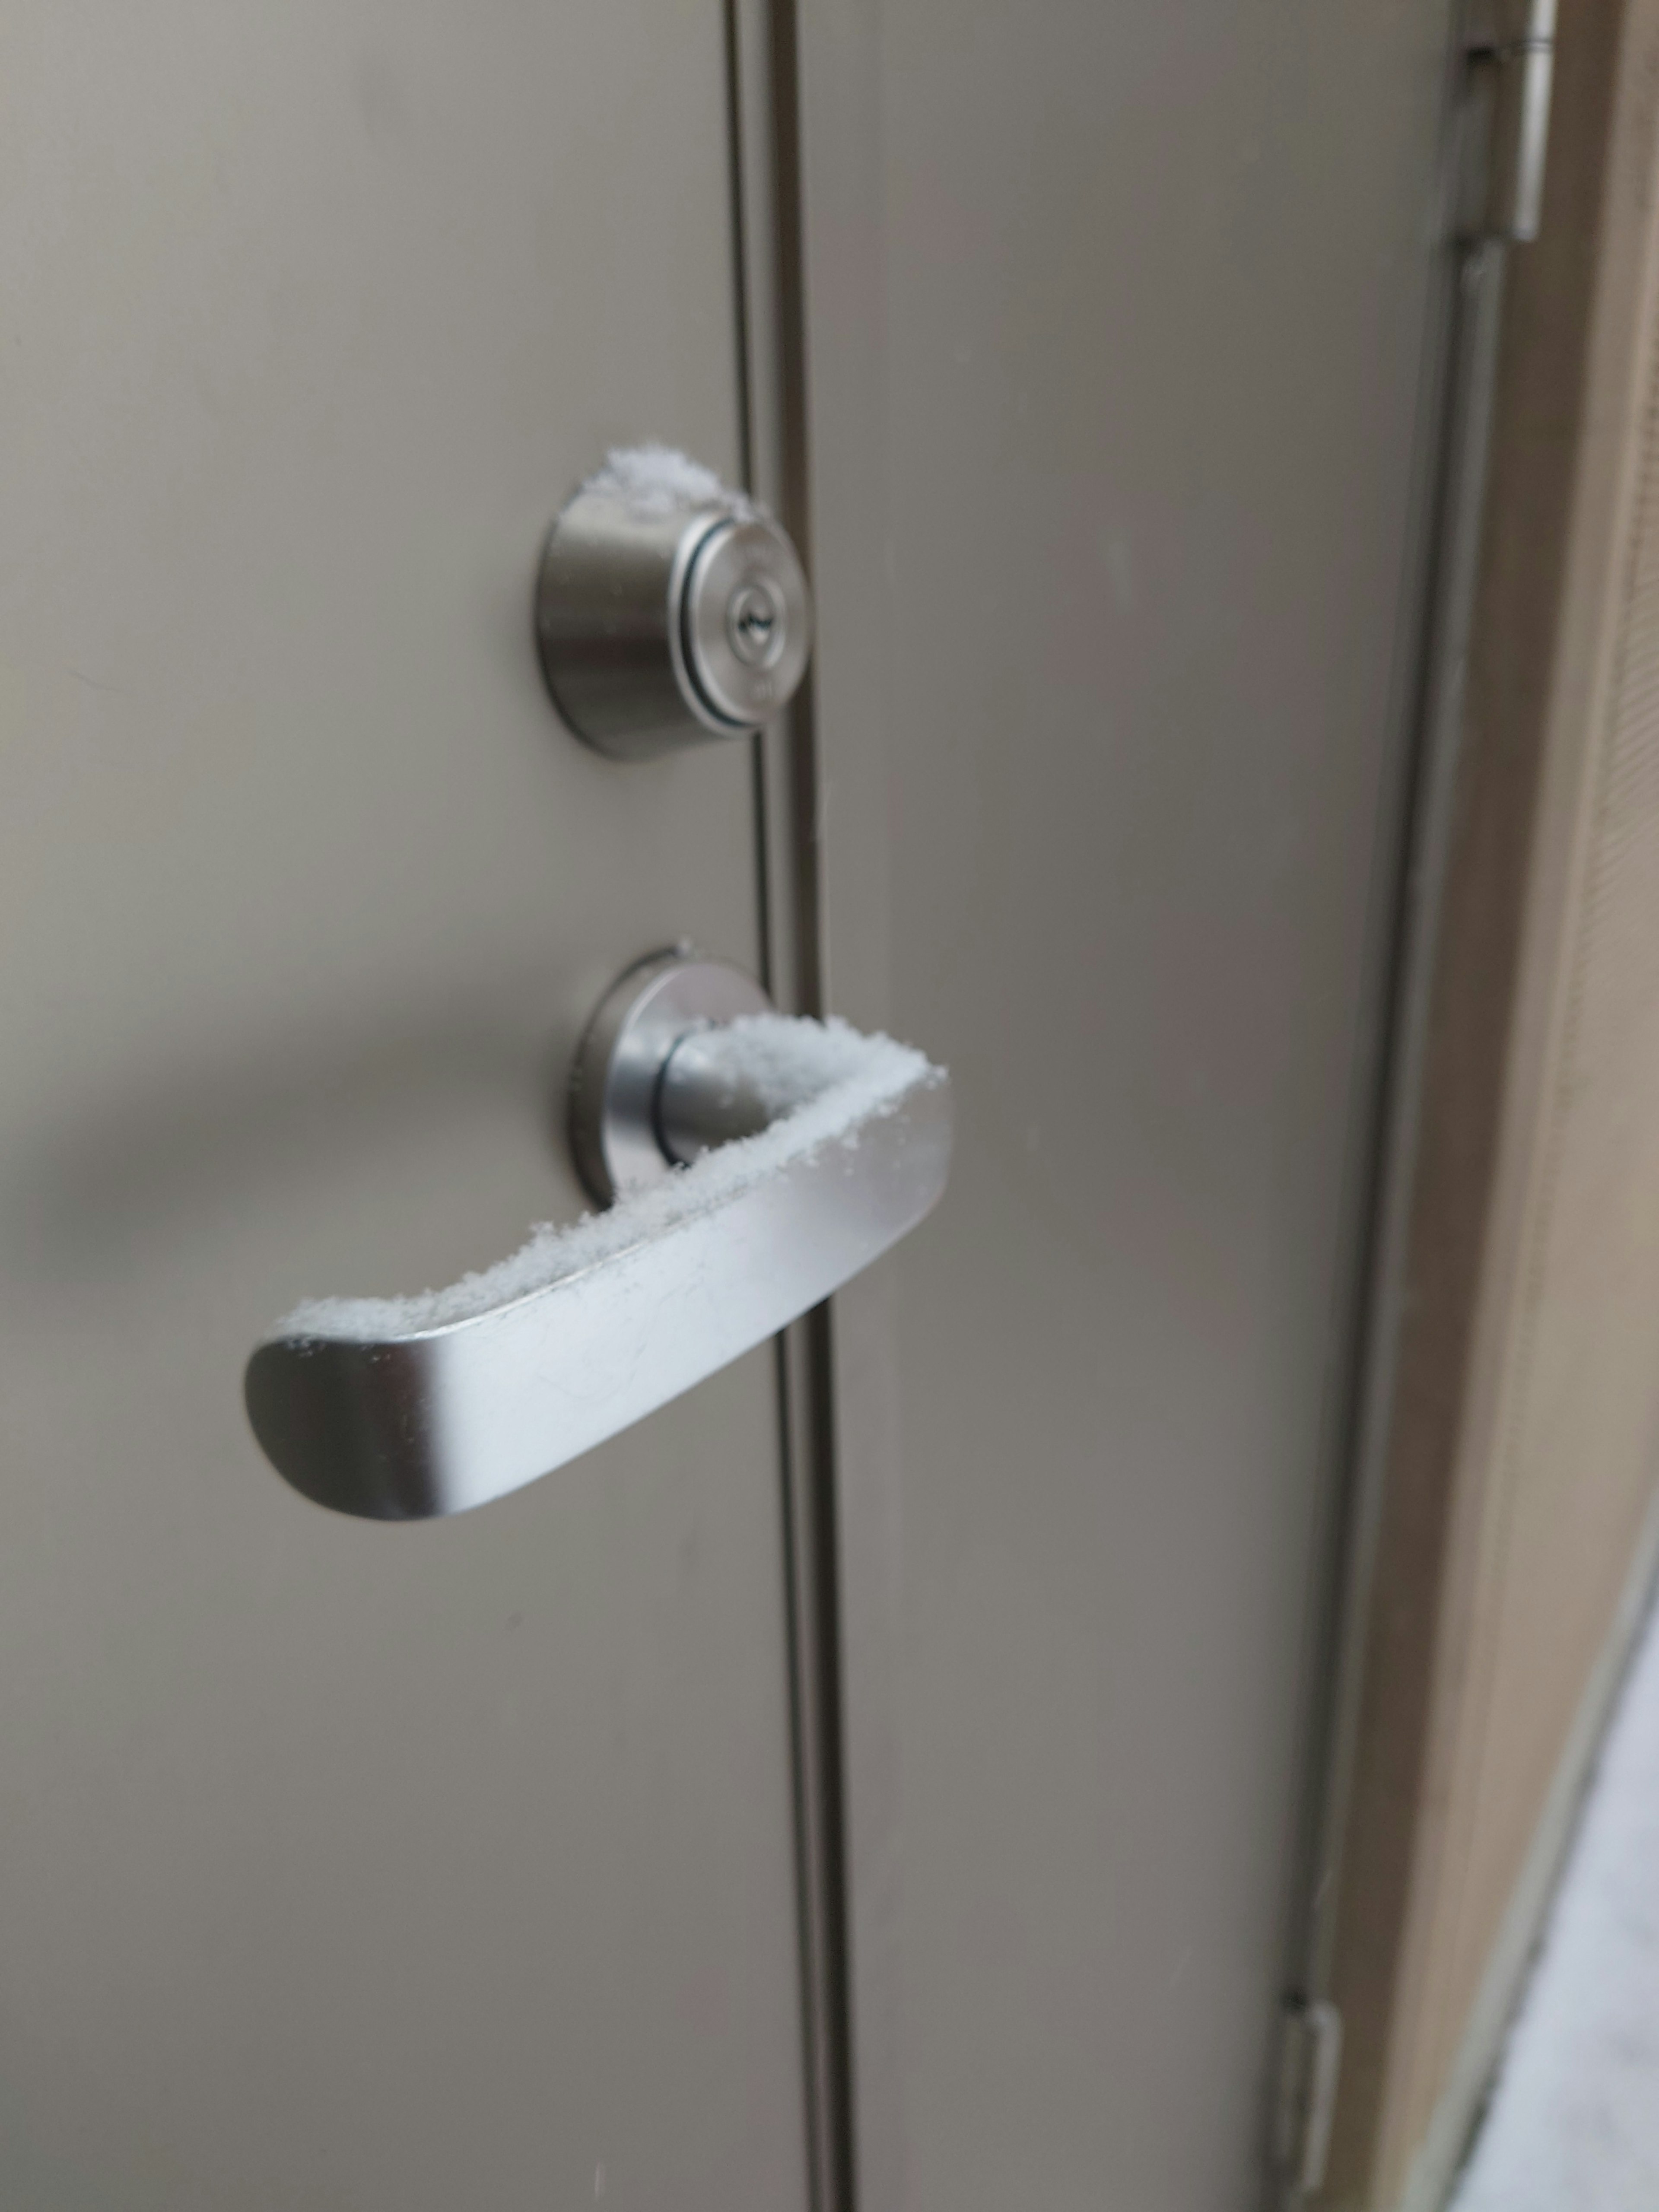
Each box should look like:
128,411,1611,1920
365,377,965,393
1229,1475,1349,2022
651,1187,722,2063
0,7,813,2207
1,3,1487,2206
794,4,1465,2208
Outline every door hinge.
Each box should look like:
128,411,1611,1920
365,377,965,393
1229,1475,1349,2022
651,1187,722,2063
1459,0,1556,242
1274,1996,1344,2198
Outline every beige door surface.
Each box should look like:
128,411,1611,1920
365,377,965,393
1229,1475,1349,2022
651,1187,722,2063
1,3,1478,2208
794,4,1461,2208
0,7,808,2209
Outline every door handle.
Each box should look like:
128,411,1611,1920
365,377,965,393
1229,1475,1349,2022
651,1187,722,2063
245,953,950,1521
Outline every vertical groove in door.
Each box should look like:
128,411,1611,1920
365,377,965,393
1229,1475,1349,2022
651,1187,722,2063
725,9,856,2212
774,1309,856,2212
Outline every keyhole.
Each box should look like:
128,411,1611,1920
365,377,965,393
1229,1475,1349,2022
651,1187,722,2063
727,580,785,667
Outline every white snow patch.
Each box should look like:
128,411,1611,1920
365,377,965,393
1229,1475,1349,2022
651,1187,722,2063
586,442,756,523
1449,1585,1659,2212
669,1008,891,1118
280,1014,939,1341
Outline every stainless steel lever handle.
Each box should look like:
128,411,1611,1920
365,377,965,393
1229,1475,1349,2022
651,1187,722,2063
245,954,950,1522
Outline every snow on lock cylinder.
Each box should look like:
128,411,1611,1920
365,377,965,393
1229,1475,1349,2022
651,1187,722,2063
534,444,814,760
243,1009,951,1523
585,445,756,523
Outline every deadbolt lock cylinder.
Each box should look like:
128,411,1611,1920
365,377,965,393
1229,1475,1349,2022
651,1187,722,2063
534,447,813,760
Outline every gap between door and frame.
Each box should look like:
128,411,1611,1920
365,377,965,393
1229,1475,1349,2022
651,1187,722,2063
725,10,857,2212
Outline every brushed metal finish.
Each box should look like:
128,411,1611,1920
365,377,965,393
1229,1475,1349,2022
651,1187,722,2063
536,471,812,759
246,968,951,1521
1462,0,1556,243
534,483,730,757
567,949,772,1203
659,1027,780,1163
682,515,812,728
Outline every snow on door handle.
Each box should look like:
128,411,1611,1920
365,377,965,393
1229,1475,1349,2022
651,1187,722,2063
244,953,950,1521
